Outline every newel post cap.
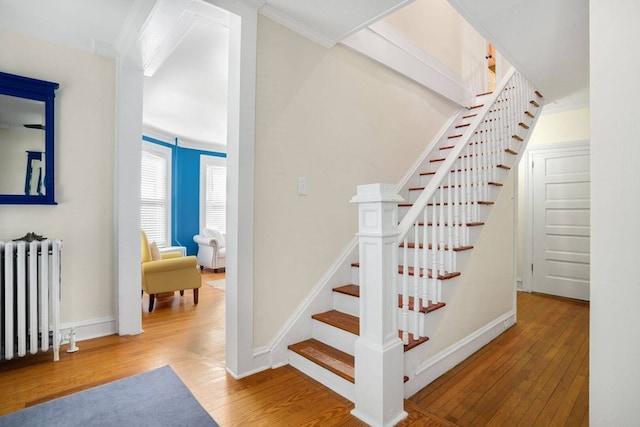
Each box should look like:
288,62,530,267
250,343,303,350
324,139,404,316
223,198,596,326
350,183,404,204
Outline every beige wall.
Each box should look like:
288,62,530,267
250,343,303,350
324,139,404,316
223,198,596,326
516,107,590,280
383,0,488,92
253,17,459,347
0,30,116,324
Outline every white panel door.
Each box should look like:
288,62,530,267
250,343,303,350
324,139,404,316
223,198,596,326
531,146,590,300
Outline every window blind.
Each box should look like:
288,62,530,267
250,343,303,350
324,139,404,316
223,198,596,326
141,149,169,247
205,164,226,233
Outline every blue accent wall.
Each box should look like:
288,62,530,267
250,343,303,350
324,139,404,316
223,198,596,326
142,135,226,256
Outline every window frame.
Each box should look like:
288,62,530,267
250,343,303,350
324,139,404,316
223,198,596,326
199,154,227,234
141,141,172,248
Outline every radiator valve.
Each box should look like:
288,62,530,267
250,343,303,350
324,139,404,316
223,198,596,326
63,328,79,353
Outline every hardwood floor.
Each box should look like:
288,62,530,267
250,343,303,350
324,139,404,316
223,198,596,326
0,277,588,426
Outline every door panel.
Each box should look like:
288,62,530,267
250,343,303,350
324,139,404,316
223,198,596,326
531,147,590,300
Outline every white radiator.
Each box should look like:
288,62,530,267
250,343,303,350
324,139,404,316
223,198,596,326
1,240,62,362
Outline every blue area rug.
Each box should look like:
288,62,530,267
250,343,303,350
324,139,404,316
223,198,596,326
0,366,218,427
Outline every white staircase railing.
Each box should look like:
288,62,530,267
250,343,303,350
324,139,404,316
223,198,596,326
395,68,537,344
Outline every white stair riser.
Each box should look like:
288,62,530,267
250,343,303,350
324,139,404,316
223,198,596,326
420,167,510,187
288,351,355,401
399,205,492,225
408,184,501,204
399,247,472,274
394,274,457,303
403,306,446,345
312,319,357,356
396,224,484,246
333,292,359,317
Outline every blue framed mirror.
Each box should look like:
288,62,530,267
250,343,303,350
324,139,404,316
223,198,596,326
0,71,59,204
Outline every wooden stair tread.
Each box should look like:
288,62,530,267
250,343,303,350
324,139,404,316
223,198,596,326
462,113,477,119
454,123,471,129
414,221,485,227
312,310,359,335
399,242,473,252
351,263,460,280
476,91,493,96
469,104,484,109
401,331,430,351
447,134,463,139
399,201,494,207
332,285,447,315
398,294,447,315
530,100,540,107
408,182,501,191
512,135,524,142
289,339,355,383
333,284,359,297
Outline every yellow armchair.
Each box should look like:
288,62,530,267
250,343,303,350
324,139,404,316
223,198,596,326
141,231,202,312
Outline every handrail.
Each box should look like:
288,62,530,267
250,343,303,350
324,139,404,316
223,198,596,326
396,67,517,242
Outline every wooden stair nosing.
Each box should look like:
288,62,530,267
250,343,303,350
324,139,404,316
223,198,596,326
462,113,477,119
350,262,460,280
289,339,355,383
397,200,494,208
454,123,471,129
408,182,501,191
414,221,485,227
398,294,447,315
312,310,359,335
421,165,511,176
310,308,432,352
333,284,359,297
399,242,474,252
332,284,448,316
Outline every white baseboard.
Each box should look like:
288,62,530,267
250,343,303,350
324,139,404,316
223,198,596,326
59,317,117,344
404,310,516,398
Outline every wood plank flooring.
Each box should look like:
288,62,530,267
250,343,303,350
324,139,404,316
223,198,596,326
0,274,588,426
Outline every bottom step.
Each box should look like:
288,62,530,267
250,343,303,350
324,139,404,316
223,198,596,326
289,338,354,382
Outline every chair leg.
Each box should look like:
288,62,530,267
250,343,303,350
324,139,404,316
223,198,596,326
149,294,155,312
193,288,199,305
180,290,184,296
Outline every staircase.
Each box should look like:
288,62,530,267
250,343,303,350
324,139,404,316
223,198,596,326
287,69,542,415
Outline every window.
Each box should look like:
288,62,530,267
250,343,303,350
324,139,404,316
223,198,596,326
200,155,226,234
141,142,171,247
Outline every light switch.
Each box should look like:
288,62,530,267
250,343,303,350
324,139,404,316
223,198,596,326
297,177,307,195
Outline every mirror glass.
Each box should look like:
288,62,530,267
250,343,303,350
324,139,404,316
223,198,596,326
0,94,46,195
0,72,59,204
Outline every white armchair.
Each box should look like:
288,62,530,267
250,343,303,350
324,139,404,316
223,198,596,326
193,228,226,272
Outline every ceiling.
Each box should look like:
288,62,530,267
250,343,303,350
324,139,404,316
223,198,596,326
0,0,589,145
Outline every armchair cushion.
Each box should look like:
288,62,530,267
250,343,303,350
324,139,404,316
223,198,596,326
149,241,162,260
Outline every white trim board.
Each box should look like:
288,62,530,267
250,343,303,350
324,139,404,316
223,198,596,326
341,21,476,108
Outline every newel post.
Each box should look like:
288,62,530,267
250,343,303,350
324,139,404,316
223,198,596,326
350,183,407,427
